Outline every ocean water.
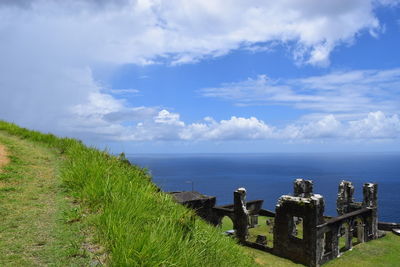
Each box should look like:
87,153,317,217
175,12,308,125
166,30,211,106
128,153,400,222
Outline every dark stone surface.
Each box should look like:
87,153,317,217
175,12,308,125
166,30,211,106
379,221,400,231
169,191,217,224
294,178,314,198
336,180,359,215
170,191,214,203
256,235,267,245
363,183,379,239
233,188,249,243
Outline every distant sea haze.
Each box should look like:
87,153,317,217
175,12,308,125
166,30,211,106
128,153,400,222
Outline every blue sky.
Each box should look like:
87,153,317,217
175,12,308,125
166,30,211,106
0,0,399,153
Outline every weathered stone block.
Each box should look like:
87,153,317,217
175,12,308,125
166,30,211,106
336,180,355,215
294,178,314,197
256,235,267,245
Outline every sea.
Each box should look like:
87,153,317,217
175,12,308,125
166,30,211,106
127,153,400,222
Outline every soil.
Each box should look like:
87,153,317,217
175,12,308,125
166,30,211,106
0,144,9,171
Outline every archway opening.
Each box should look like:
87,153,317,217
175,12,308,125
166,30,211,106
221,216,234,233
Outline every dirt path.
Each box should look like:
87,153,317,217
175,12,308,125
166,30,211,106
0,133,90,266
0,144,9,171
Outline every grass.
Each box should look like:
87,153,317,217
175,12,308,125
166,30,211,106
0,120,255,267
0,131,90,266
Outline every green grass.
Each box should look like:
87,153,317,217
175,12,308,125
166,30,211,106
0,132,90,266
0,120,255,267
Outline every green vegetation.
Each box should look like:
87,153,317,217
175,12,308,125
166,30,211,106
0,132,89,266
0,121,255,266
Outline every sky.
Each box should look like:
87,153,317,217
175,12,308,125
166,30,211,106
0,0,399,153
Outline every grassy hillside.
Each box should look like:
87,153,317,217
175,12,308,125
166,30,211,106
1,120,399,266
0,121,255,266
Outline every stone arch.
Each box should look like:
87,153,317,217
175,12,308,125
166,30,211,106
220,215,235,232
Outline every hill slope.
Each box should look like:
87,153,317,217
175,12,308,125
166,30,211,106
1,120,399,266
0,121,255,266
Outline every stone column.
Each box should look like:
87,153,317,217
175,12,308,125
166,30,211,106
293,179,314,238
363,183,378,239
336,180,355,215
233,187,249,243
356,220,365,243
331,225,340,258
363,183,377,208
344,223,353,251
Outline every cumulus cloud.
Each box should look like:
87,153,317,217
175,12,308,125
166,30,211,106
0,0,399,144
348,111,400,139
180,111,399,141
75,105,399,141
180,116,275,141
200,69,400,116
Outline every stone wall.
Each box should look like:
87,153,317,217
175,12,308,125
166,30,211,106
170,178,386,267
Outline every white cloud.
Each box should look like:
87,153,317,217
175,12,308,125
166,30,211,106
0,0,393,67
280,111,400,140
154,110,185,126
181,116,275,141
0,0,399,144
294,115,343,139
72,104,399,141
200,69,400,116
348,111,400,139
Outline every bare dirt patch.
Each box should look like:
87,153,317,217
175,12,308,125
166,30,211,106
0,144,9,171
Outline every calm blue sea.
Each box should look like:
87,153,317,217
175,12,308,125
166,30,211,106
128,153,400,222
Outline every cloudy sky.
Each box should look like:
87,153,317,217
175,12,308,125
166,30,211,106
0,0,399,153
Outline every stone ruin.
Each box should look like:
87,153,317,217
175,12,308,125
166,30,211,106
170,178,399,267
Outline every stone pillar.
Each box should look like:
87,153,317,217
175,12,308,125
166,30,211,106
293,179,314,238
294,178,314,197
356,220,365,243
331,225,340,258
363,183,378,239
323,230,333,256
233,187,249,243
363,183,377,208
344,224,353,251
336,180,355,215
